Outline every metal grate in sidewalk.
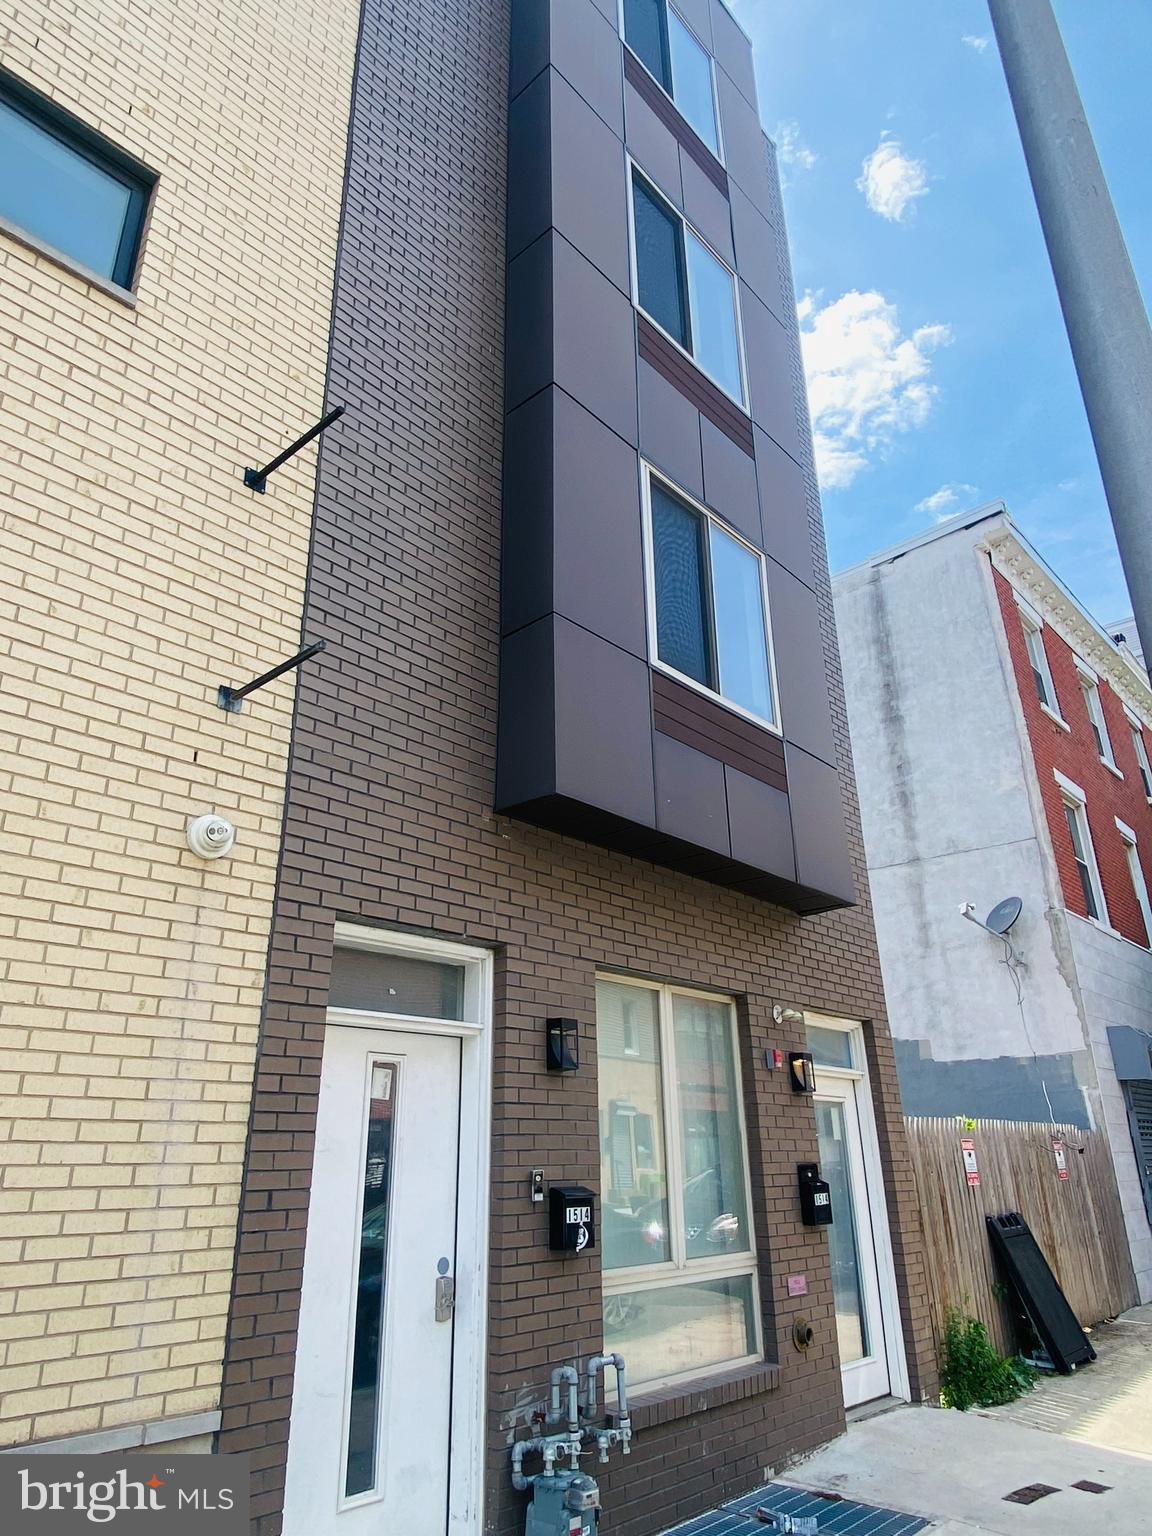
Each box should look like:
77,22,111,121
659,1481,930,1536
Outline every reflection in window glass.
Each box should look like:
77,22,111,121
0,97,140,283
346,1062,397,1497
806,1023,855,1070
709,523,772,721
668,10,718,153
633,175,689,347
685,229,742,402
649,476,777,726
603,1274,756,1385
597,978,759,1388
330,948,465,1019
597,981,670,1269
672,994,750,1260
623,0,671,90
652,484,712,688
815,1098,868,1363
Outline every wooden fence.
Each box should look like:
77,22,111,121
905,1116,1138,1358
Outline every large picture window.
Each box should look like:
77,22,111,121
630,168,745,405
597,976,760,1389
644,467,777,728
622,0,720,155
0,70,154,289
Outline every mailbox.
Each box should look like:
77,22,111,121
549,1184,595,1253
798,1163,833,1227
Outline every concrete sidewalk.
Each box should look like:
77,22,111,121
779,1401,1152,1535
980,1303,1152,1457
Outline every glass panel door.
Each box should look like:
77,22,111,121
814,1072,891,1406
284,1027,461,1535
815,1097,868,1363
346,1061,398,1497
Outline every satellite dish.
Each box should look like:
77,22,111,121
986,896,1023,935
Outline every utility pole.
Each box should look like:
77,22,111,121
988,0,1152,662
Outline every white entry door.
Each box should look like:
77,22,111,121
284,1024,462,1535
814,1070,891,1407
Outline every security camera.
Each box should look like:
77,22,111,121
186,814,236,860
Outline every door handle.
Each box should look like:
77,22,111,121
434,1274,455,1322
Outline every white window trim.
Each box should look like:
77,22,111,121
1117,820,1152,949
617,0,725,165
1075,659,1120,773
1125,708,1152,802
641,460,782,735
1055,773,1109,928
329,924,492,1036
1015,599,1065,725
627,158,750,411
598,973,763,1391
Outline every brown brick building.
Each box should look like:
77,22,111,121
213,0,935,1531
0,0,935,1530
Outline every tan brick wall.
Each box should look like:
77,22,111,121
0,0,359,1445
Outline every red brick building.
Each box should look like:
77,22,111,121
836,505,1152,1308
993,566,1152,948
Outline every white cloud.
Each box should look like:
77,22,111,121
773,121,818,173
798,290,952,491
856,135,930,222
962,34,990,52
913,483,981,522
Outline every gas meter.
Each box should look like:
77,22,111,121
525,1471,600,1535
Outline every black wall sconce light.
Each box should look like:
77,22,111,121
546,1017,579,1072
789,1051,816,1094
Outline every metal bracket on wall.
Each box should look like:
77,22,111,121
242,405,345,493
217,639,326,713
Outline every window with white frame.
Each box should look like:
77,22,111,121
630,167,745,406
622,0,720,155
1018,606,1059,716
644,466,777,727
1077,664,1116,769
596,975,760,1389
1057,778,1106,923
1128,713,1152,800
1117,822,1152,948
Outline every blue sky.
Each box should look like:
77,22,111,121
729,0,1151,623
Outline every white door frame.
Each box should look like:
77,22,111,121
324,923,494,1536
808,1014,910,1404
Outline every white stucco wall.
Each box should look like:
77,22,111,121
834,518,1093,1105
